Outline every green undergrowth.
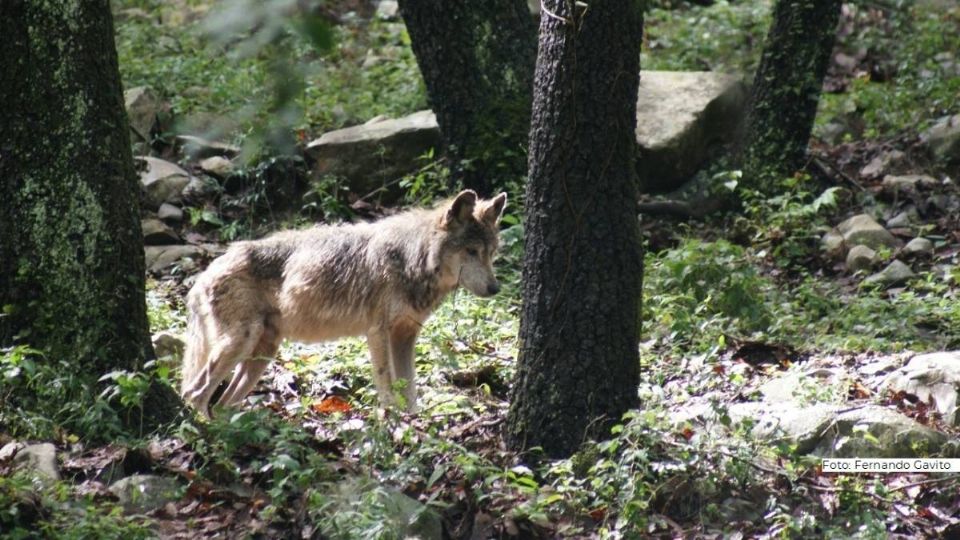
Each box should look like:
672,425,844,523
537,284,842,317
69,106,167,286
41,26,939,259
816,2,960,139
114,0,425,150
0,471,153,539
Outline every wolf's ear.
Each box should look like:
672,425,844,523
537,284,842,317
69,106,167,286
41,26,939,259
445,189,478,225
480,192,507,225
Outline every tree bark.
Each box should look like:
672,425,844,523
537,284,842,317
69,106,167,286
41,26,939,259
398,0,537,196
736,0,842,191
0,1,181,433
506,0,644,458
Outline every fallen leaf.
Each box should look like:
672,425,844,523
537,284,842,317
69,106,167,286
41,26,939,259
313,396,352,414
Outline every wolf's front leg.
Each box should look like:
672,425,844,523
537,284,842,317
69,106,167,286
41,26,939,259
367,328,397,408
389,324,420,413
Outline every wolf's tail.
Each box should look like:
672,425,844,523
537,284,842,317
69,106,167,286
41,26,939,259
180,295,207,397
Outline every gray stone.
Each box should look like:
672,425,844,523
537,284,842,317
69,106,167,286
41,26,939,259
157,203,184,224
327,477,442,540
12,443,59,482
176,134,240,160
882,351,960,424
728,402,842,455
821,230,845,258
152,332,186,360
882,174,938,195
635,71,746,192
375,0,399,19
124,86,162,143
903,237,934,257
921,114,960,165
306,110,441,196
109,474,180,513
812,406,946,458
846,244,878,273
138,157,191,210
885,210,914,229
198,156,235,179
180,175,220,204
836,214,900,251
860,150,905,179
144,245,206,273
864,259,915,287
141,218,181,245
0,441,20,461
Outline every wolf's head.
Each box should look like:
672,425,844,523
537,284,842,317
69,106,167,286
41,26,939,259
439,189,508,297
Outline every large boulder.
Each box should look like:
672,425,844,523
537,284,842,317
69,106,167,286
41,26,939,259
835,214,901,251
109,474,180,513
812,406,946,458
138,157,192,210
921,114,960,167
124,86,164,144
305,110,441,197
882,351,960,425
12,443,60,482
635,70,746,192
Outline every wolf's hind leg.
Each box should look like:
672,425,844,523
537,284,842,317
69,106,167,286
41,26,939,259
182,323,262,416
216,321,281,408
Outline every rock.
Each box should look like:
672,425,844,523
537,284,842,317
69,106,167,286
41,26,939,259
157,203,184,224
180,175,220,205
375,0,399,19
12,443,60,482
903,237,934,257
144,245,207,273
152,332,186,360
176,134,240,160
326,477,442,540
198,156,235,179
141,218,181,245
0,441,21,461
864,259,915,287
728,402,842,455
836,214,900,251
885,210,914,229
882,174,938,195
821,230,845,258
124,86,163,143
306,110,441,196
846,244,878,273
882,351,960,425
138,157,191,210
860,149,905,179
635,71,746,192
812,406,946,458
109,474,180,513
921,114,960,166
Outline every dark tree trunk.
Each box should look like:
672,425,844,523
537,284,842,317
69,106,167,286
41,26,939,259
736,0,842,191
0,1,182,433
398,0,537,196
506,0,644,458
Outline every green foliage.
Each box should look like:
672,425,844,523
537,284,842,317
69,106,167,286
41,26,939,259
643,0,772,74
816,3,960,138
0,472,152,539
0,346,124,442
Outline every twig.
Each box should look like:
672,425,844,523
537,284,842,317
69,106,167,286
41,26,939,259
811,155,866,192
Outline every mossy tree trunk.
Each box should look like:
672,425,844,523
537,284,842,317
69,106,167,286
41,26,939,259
506,0,644,458
398,0,537,196
736,0,842,192
0,0,182,433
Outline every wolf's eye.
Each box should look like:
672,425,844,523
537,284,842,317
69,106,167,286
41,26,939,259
466,248,479,257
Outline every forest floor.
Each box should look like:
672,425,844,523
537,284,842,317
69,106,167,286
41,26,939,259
3,0,960,538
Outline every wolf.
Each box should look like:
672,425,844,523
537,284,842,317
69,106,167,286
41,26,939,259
180,189,507,416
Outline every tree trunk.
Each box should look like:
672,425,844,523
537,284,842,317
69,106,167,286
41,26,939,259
506,0,644,459
736,0,842,191
0,1,181,433
398,0,537,196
